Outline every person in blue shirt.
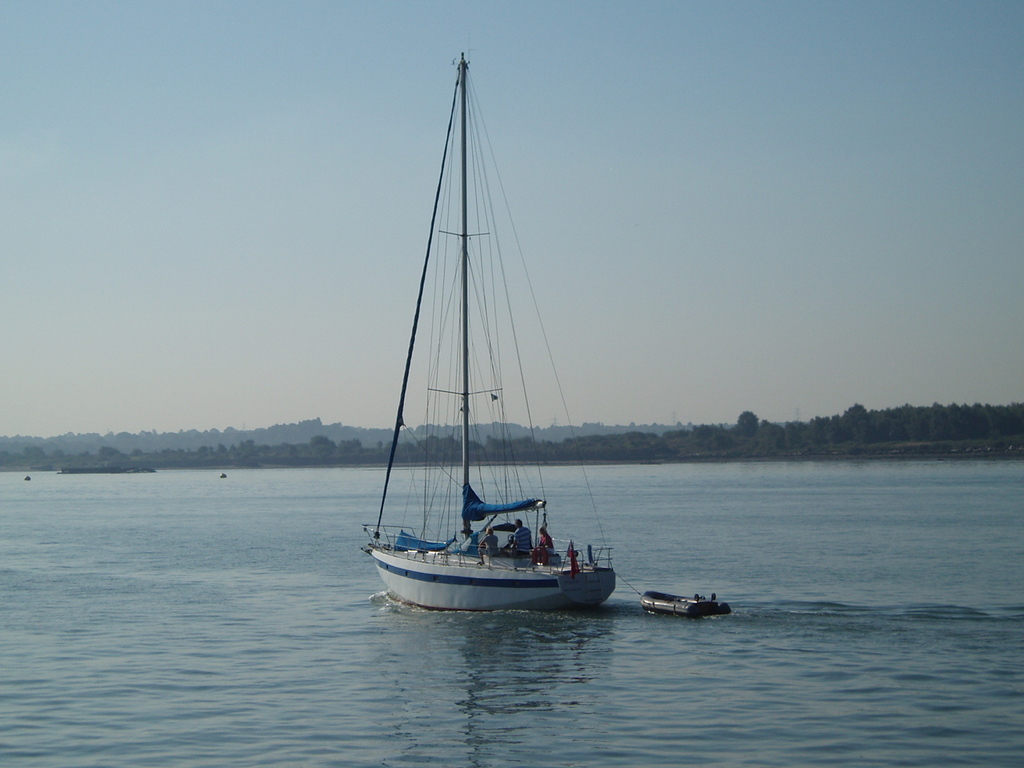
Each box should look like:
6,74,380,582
479,526,499,563
513,519,532,554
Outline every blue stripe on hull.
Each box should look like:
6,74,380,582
375,559,559,589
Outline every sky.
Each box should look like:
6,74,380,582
1,0,1022,438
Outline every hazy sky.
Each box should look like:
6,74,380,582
2,1,1021,437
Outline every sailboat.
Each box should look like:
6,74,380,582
363,55,615,611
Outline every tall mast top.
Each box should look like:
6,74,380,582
459,52,471,494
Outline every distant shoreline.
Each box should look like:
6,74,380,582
5,403,1023,472
7,449,1022,474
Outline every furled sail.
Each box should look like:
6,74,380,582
462,484,544,523
395,530,456,552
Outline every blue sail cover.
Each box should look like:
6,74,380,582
395,530,456,552
452,530,480,556
462,484,543,523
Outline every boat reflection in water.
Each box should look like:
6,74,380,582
369,598,616,764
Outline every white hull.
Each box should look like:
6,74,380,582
369,547,615,611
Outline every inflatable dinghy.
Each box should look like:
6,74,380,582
641,590,731,618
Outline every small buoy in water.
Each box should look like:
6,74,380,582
220,473,227,479
24,476,31,481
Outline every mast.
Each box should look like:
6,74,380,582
459,53,470,491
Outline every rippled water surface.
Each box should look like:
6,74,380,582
2,461,1022,766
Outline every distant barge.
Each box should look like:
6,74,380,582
58,467,156,474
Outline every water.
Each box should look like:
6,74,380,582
2,461,1022,767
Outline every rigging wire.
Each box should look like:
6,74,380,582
374,72,459,537
380,60,610,552
469,75,611,547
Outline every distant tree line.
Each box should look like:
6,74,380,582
0,417,681,458
565,402,1024,462
3,402,1022,471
